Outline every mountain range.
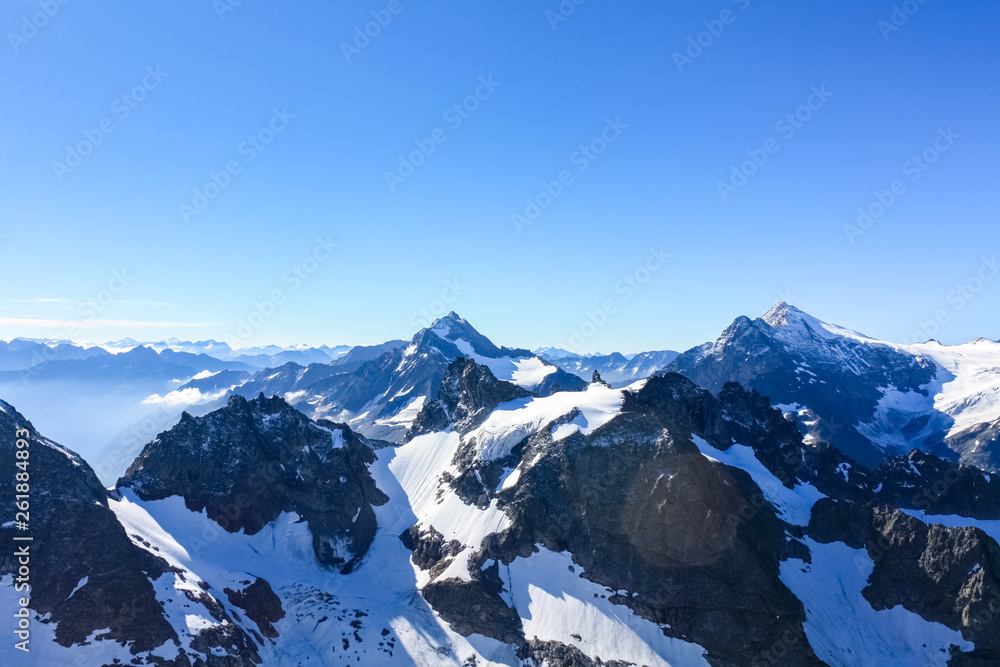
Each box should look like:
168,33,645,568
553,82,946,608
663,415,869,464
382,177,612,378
3,304,1000,665
5,304,999,480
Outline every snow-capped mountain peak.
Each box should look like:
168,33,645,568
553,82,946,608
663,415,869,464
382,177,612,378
762,301,874,344
423,311,526,360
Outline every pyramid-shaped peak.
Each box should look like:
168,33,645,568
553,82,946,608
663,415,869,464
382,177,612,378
423,312,479,343
760,302,873,343
762,301,809,327
415,312,529,360
422,313,497,356
428,311,468,330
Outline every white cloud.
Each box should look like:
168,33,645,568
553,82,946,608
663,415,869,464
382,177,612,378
142,387,228,407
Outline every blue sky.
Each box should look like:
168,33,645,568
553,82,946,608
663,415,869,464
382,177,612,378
1,0,997,353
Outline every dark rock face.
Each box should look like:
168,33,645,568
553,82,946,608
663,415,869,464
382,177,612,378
0,400,176,653
400,524,463,574
225,578,285,639
591,370,610,387
664,302,938,467
807,498,874,549
421,563,524,645
408,357,531,440
0,399,261,665
874,449,1000,520
118,394,388,572
429,374,826,666
618,375,879,509
531,362,589,397
808,499,1000,664
520,640,635,667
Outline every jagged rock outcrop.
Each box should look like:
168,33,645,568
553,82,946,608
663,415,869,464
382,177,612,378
875,449,1000,520
421,563,524,645
118,393,388,572
407,356,531,440
400,524,463,574
224,578,285,640
520,640,636,667
945,417,1000,478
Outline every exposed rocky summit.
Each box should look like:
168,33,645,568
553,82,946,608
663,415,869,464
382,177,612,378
118,393,388,572
407,356,531,440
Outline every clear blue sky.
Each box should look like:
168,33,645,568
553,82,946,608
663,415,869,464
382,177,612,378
1,1,997,353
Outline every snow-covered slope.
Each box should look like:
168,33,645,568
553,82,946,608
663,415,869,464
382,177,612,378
858,337,1000,469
